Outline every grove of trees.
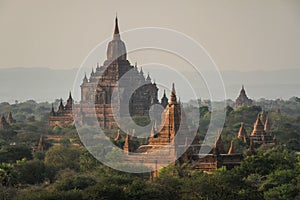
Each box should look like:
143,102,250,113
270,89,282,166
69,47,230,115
0,99,299,199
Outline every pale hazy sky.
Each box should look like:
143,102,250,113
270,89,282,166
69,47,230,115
0,0,299,71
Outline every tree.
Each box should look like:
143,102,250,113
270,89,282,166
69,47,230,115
0,145,32,163
12,160,56,184
44,146,81,171
260,169,298,200
264,184,298,200
54,175,96,191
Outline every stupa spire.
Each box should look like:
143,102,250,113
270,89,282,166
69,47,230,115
113,15,120,39
227,140,235,154
124,133,130,153
237,123,247,139
170,83,177,105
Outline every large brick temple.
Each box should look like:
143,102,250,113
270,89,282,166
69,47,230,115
48,17,276,175
49,17,163,129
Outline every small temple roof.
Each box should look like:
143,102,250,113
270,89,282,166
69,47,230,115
227,140,235,154
140,67,144,75
68,91,73,100
214,132,225,154
124,133,130,153
264,115,271,132
0,114,6,122
83,73,88,83
161,90,169,108
0,114,9,129
235,85,252,107
150,122,156,137
170,83,177,105
114,129,121,141
58,98,64,111
163,90,167,98
237,123,247,138
7,112,14,123
251,114,266,136
146,73,151,82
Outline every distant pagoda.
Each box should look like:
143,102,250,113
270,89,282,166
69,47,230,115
235,85,253,108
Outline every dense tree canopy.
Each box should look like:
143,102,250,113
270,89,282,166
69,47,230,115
0,99,299,199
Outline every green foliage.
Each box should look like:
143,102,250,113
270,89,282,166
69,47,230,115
79,150,100,172
13,189,83,200
54,175,96,191
32,151,45,160
10,160,46,185
0,100,299,199
0,145,32,163
44,146,81,171
132,116,151,127
264,183,298,200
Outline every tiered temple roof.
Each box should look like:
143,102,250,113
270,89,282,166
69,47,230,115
235,85,253,108
236,111,275,149
0,112,16,129
0,114,10,129
49,92,74,127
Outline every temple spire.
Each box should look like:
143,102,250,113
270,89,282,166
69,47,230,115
146,73,151,83
113,15,120,39
68,91,72,100
251,114,266,136
264,115,271,132
7,112,16,124
58,98,64,112
170,83,177,105
124,133,130,153
83,73,88,83
237,123,247,139
161,89,169,108
65,91,73,110
227,140,235,154
214,131,225,155
150,122,155,137
114,129,121,141
140,67,144,75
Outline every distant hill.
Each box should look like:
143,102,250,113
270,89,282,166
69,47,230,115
0,67,299,103
0,67,77,103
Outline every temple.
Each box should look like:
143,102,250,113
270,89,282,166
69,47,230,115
134,84,192,153
0,112,16,129
248,113,276,148
49,92,74,127
235,85,253,108
49,17,161,128
120,84,243,175
48,17,276,175
235,111,276,149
